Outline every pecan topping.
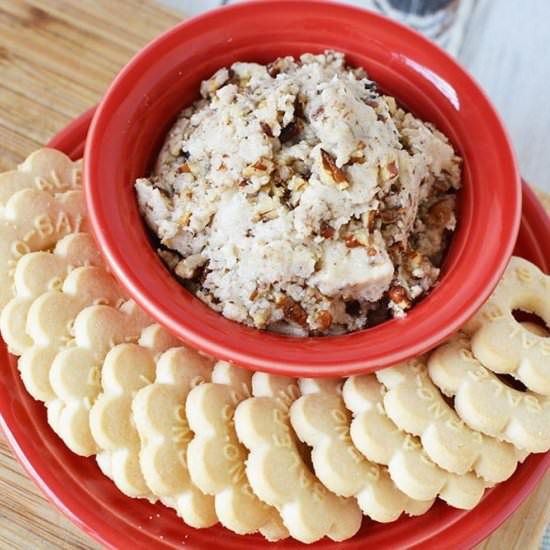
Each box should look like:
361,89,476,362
320,149,347,186
379,160,400,183
388,285,411,309
427,196,455,227
280,119,303,143
320,222,335,239
380,208,405,224
311,105,325,119
345,235,362,248
294,96,305,119
316,310,333,331
366,211,377,232
260,122,274,138
386,160,399,178
267,61,282,78
278,295,308,326
178,163,191,173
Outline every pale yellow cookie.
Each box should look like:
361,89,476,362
0,150,82,310
25,265,126,349
46,300,151,454
290,379,434,522
464,256,550,395
186,363,288,540
428,334,550,453
521,322,550,337
89,325,179,498
342,375,485,509
376,360,521,483
0,149,81,209
0,188,87,310
132,346,217,528
234,373,362,543
17,266,126,408
1,233,102,355
23,300,151,456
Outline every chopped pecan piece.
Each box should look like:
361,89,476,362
345,235,362,248
179,212,191,227
294,96,305,119
178,163,191,173
366,211,377,232
320,149,348,187
388,285,411,309
320,222,335,239
260,122,274,138
267,60,282,78
386,160,399,178
380,208,405,224
316,310,333,331
279,119,303,143
427,196,455,228
278,295,308,326
379,160,399,182
311,105,325,119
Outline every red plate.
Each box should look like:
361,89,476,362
0,110,549,549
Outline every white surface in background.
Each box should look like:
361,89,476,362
160,0,550,192
460,0,550,191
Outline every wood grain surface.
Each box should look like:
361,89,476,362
0,1,549,549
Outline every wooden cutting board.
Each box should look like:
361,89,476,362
0,1,549,548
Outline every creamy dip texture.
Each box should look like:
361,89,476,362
135,51,461,336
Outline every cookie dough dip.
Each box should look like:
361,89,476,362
135,51,461,336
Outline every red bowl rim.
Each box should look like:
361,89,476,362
84,0,521,376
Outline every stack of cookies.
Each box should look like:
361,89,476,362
2,149,550,544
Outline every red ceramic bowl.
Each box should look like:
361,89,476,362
0,111,546,549
85,0,520,376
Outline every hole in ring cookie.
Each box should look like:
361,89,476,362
439,391,455,410
512,309,550,337
495,373,528,393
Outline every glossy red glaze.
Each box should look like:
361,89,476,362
85,0,520,376
0,109,544,550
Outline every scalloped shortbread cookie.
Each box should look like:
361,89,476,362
290,379,434,522
428,335,550,453
1,233,102,355
0,149,83,310
186,363,288,540
0,149,81,211
465,257,550,395
26,265,125,349
342,375,485,509
132,346,217,528
376,359,521,483
17,265,126,407
89,325,179,498
47,300,151,455
235,373,362,543
0,188,87,311
35,300,151,456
